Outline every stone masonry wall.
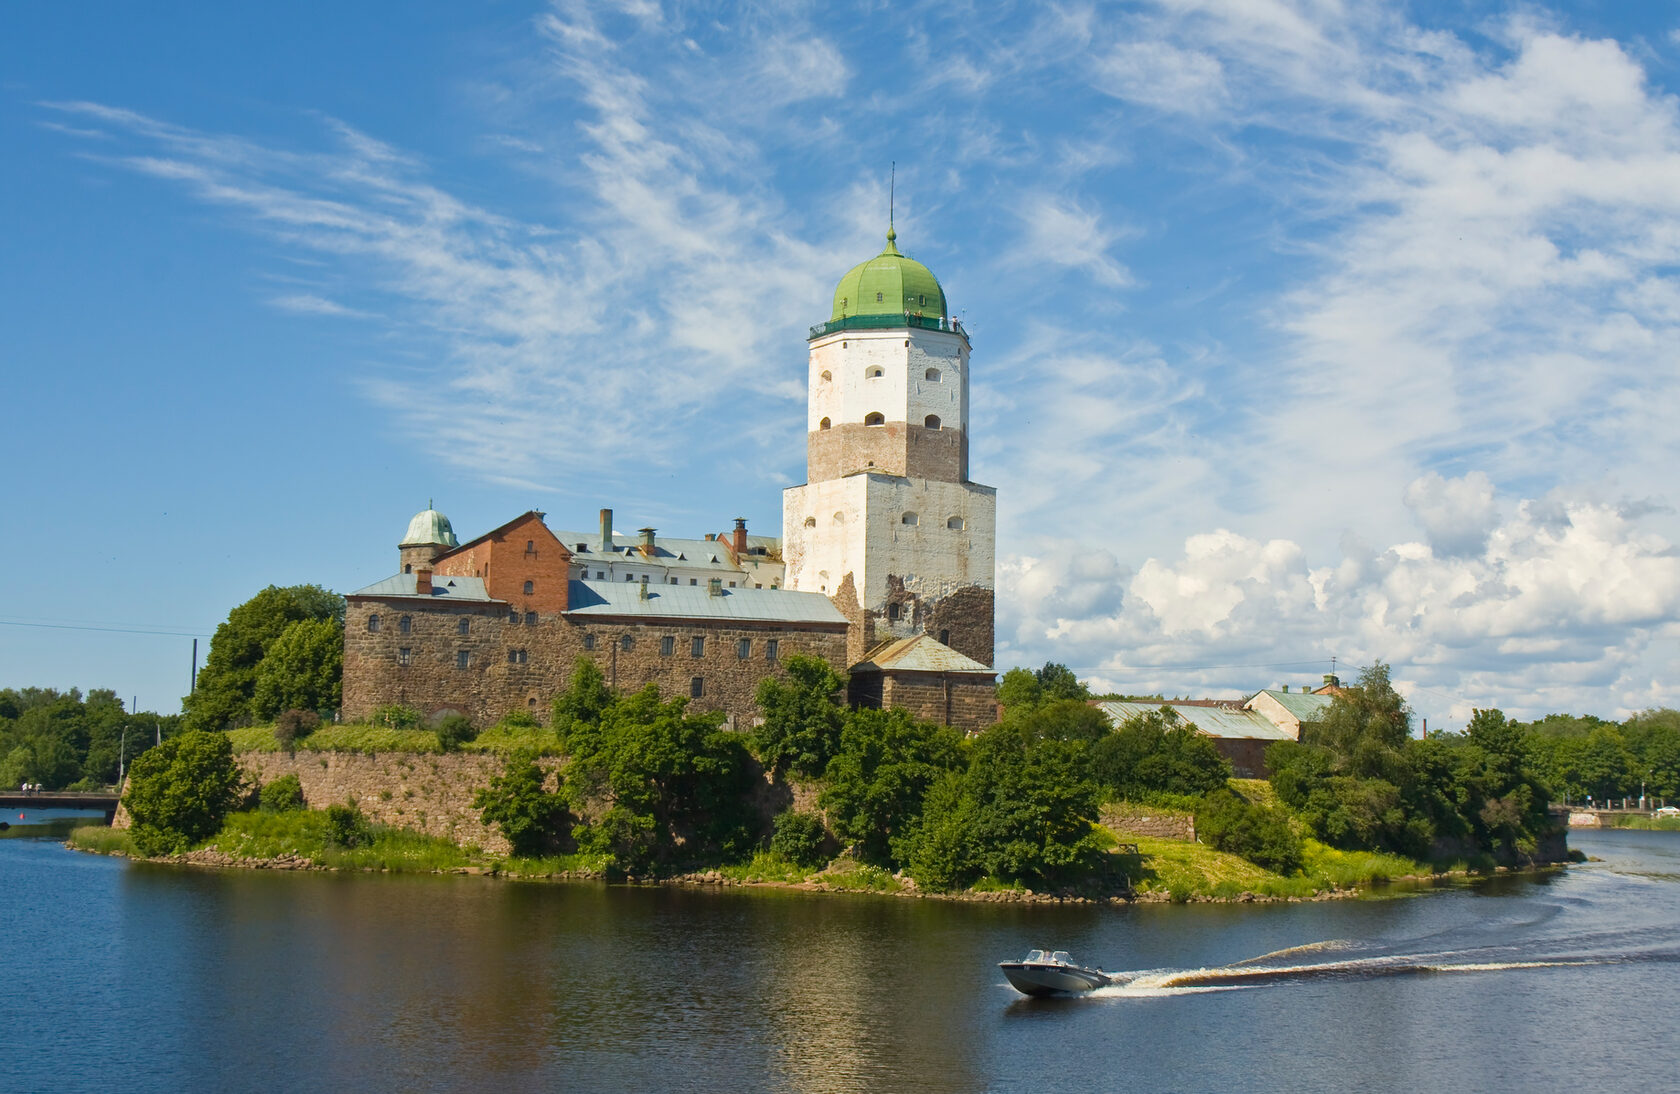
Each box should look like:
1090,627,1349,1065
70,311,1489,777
806,422,966,483
344,593,848,730
878,672,998,730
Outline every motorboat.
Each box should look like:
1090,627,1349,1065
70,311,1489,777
999,949,1112,997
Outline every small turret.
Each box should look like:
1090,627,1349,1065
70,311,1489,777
399,501,459,574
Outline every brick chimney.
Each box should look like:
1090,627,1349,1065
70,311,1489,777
732,517,747,558
599,508,613,551
639,527,657,557
415,568,432,595
708,577,724,597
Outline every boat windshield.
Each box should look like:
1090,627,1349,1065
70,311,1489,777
1024,949,1047,962
1050,951,1072,965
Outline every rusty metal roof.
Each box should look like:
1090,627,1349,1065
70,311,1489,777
1094,699,1296,741
850,634,994,675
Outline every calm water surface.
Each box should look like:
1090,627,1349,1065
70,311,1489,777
3,813,1678,1093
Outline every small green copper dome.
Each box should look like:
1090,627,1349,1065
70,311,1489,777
401,503,458,549
831,229,947,322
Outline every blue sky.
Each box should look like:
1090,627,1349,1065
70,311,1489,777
5,1,1680,728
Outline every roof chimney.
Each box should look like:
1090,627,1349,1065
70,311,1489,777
1323,674,1340,689
599,508,613,551
415,568,432,595
639,575,651,601
639,527,657,556
732,517,747,557
708,577,724,597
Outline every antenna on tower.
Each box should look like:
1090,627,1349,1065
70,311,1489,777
890,161,895,233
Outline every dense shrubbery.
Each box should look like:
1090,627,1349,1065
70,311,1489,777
768,810,827,868
819,707,965,866
1195,788,1302,874
325,802,373,848
273,709,320,749
474,751,567,856
123,730,246,855
753,656,848,777
0,686,178,790
259,773,305,813
375,704,422,730
1090,706,1231,801
435,714,477,752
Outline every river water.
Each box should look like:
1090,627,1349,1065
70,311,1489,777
3,812,1678,1093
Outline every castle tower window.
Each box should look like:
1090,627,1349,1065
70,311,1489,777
620,635,634,651
399,615,412,634
525,612,537,626
736,639,751,660
888,603,902,621
925,368,940,381
820,370,831,381
765,639,779,662
368,614,381,633
661,635,675,656
925,415,941,430
947,516,965,530
901,512,919,525
819,417,831,430
404,564,412,574
583,634,596,651
939,629,950,645
398,648,411,666
867,367,883,379
456,650,470,669
691,676,705,698
875,291,884,302
523,580,534,595
804,517,816,528
457,618,470,636
864,412,885,426
691,636,705,657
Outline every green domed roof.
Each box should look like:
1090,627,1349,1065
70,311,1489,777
831,229,946,322
401,503,458,549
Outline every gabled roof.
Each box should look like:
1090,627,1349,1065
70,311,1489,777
435,510,569,563
1094,700,1296,741
850,634,994,675
554,532,780,574
349,574,495,602
563,581,845,625
1248,689,1335,722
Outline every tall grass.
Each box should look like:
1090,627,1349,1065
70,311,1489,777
66,825,136,855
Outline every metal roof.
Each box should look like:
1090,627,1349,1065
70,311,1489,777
1094,700,1296,741
831,230,947,322
563,580,845,625
554,531,781,574
349,574,494,601
850,634,994,675
1248,690,1335,722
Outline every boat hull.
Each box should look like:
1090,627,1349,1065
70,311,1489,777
999,962,1110,997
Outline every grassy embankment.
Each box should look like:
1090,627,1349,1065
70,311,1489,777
224,722,565,756
1603,814,1680,831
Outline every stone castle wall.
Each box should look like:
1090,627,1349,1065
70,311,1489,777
343,594,848,730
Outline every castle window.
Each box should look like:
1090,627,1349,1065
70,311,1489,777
404,564,412,574
456,650,470,669
737,639,751,660
620,635,634,651
925,368,940,381
728,581,736,588
507,648,528,664
819,417,830,431
398,648,411,666
523,580,534,595
864,412,885,426
596,571,605,580
765,639,779,662
669,577,678,585
525,612,537,626
525,540,535,554
661,635,675,656
625,573,635,581
875,291,884,302
867,367,883,379
458,618,470,636
509,610,519,624
583,634,596,651
947,516,965,530
831,512,844,523
689,578,698,585
820,370,831,382
691,676,705,699
888,603,902,621
692,636,705,657
925,415,941,430
940,629,950,645
804,517,816,528
901,512,919,525
368,614,381,633
399,615,412,635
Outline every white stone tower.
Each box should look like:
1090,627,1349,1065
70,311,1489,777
782,227,997,667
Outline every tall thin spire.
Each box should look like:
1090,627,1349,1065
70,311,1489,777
885,162,899,253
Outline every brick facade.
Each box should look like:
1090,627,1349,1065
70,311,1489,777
433,511,573,615
806,421,967,483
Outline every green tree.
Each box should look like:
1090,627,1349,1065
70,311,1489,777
996,662,1090,715
1195,788,1302,874
769,809,828,868
185,585,343,731
752,655,847,777
122,730,245,855
819,707,966,867
259,774,305,812
474,751,568,857
1089,706,1231,800
252,616,343,720
1304,661,1412,777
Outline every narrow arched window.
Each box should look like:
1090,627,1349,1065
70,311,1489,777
864,412,885,426
901,512,919,526
947,516,965,530
867,367,883,379
368,614,381,633
820,370,832,382
831,513,844,524
523,580,534,595
819,417,831,430
925,415,941,430
925,367,940,381
804,517,816,528
399,615,412,634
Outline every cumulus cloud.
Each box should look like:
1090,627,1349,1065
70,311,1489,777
1403,471,1497,557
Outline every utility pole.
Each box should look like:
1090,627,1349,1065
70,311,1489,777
191,638,199,694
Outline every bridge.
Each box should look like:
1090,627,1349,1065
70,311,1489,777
1,790,120,822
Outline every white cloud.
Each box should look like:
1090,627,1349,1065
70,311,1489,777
1092,40,1226,115
1013,195,1134,288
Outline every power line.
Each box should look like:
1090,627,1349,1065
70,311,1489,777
0,619,213,639
1061,658,1337,673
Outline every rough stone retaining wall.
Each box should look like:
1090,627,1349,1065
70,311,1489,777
1101,803,1196,842
238,751,559,857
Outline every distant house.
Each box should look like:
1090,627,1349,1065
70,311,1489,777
1093,677,1343,779
1243,676,1341,739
